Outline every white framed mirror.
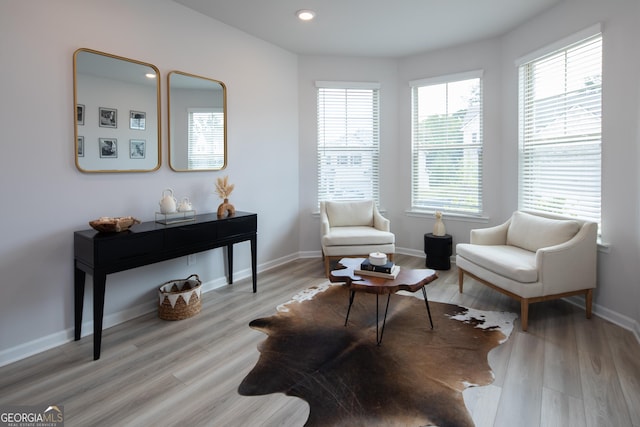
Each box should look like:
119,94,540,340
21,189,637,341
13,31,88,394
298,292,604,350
73,48,161,173
168,71,227,171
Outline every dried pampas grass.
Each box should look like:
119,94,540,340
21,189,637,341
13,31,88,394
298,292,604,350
216,175,235,199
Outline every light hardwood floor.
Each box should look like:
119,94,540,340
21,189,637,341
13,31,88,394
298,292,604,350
1,255,638,427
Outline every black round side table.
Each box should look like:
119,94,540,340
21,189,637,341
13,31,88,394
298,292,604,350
424,233,452,270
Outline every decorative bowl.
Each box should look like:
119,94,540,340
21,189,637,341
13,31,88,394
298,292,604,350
89,216,140,233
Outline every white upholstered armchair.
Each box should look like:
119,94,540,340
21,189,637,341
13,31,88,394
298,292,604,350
320,200,395,277
456,211,597,331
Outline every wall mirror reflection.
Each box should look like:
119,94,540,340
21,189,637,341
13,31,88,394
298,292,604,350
168,71,227,171
73,48,161,172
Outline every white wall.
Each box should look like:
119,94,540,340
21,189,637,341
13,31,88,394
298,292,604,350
1,0,638,366
298,0,640,336
0,0,299,365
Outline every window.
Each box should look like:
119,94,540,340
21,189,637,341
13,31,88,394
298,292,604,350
316,82,380,206
518,29,602,229
188,108,224,170
410,71,483,215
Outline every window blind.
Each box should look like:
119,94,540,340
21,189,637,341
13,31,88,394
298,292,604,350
316,83,380,207
410,72,483,215
187,108,224,170
518,33,602,227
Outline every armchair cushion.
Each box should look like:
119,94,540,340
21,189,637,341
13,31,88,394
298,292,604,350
456,244,537,283
322,226,394,247
506,211,580,252
325,200,374,227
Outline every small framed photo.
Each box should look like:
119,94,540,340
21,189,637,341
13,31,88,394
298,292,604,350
129,110,146,130
99,107,117,128
77,136,84,157
77,104,85,125
99,138,118,158
130,139,146,159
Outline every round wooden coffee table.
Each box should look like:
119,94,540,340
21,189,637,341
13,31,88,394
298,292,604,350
329,258,438,345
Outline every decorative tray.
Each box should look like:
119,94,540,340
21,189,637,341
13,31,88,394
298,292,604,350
155,210,196,225
89,216,140,233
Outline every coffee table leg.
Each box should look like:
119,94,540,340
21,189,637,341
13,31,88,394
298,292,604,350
421,287,434,329
344,290,356,326
376,294,392,346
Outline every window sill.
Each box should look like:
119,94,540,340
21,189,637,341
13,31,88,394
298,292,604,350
597,239,610,253
405,209,490,224
311,207,389,217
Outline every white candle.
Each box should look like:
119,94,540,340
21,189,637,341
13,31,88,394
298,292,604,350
369,252,387,266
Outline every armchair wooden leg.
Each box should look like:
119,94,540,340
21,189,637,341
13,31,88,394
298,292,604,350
324,257,331,278
585,288,593,319
521,299,529,331
458,268,464,293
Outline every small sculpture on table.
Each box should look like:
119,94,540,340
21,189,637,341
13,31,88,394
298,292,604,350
216,175,236,218
433,211,446,236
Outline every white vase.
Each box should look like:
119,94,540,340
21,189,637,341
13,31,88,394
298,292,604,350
433,212,446,236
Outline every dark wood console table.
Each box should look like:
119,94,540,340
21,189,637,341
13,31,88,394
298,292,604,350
74,211,257,360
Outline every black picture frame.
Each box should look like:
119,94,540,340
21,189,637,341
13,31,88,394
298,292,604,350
77,104,85,125
130,139,146,159
129,110,146,130
77,136,84,157
99,138,118,158
99,107,117,128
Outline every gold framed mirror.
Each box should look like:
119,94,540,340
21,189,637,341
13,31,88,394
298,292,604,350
73,48,161,173
168,71,227,171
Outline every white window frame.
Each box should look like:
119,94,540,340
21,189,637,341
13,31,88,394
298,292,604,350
410,70,484,216
517,25,602,232
316,81,381,208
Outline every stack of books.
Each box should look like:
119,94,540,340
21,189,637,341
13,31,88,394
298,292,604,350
355,259,400,279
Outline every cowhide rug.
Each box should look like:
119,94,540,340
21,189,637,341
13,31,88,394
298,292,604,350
238,282,516,427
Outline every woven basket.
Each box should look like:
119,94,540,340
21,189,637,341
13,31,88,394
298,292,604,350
158,274,202,321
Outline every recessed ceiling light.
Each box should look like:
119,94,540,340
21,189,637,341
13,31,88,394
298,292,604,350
145,73,156,79
296,9,316,21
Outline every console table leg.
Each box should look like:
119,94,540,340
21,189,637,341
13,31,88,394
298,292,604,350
250,236,257,293
93,273,106,360
74,267,85,341
227,244,234,284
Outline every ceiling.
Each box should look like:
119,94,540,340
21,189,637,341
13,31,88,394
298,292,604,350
173,0,562,58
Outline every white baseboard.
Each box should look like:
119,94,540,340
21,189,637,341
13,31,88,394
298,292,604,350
0,253,300,368
0,330,71,368
2,251,638,366
565,295,640,342
396,246,426,258
299,250,322,258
